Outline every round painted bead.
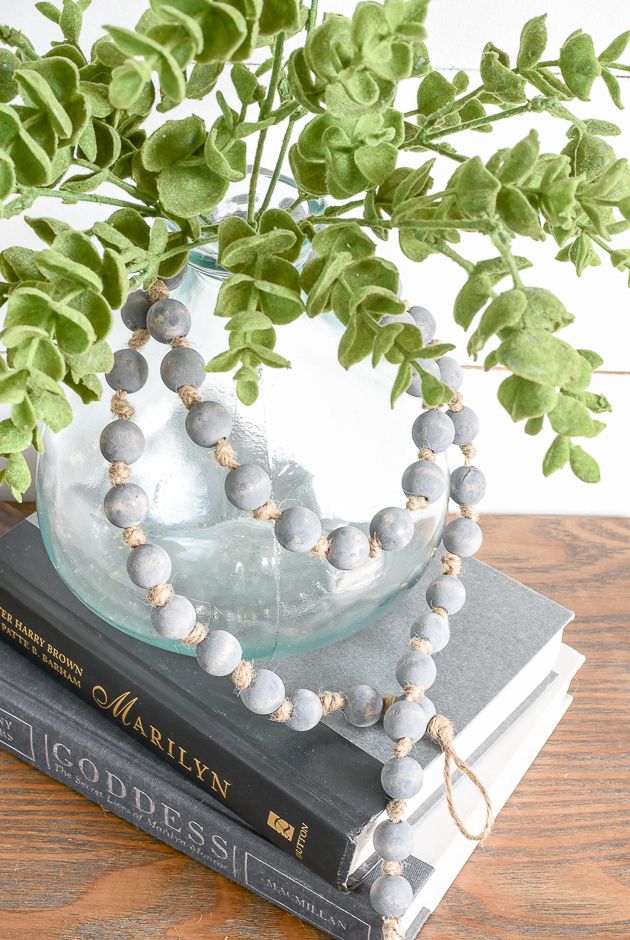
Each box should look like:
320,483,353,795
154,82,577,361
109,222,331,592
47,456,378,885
162,268,186,290
411,410,455,454
126,543,172,589
146,298,191,343
395,650,437,690
373,819,414,862
327,525,371,570
121,290,151,331
408,306,436,344
151,594,197,641
369,507,414,552
438,356,464,392
275,507,322,553
380,312,416,328
410,610,450,654
105,348,148,393
103,483,149,528
196,630,243,677
225,463,271,511
99,420,144,464
370,875,413,918
186,400,233,448
343,684,383,727
426,575,466,614
450,466,486,506
381,755,424,800
406,357,440,398
160,347,206,392
383,699,428,743
443,517,483,557
401,461,446,503
447,405,480,445
240,669,285,715
420,695,437,723
286,688,323,732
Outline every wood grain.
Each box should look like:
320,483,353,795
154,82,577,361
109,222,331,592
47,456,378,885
0,504,628,940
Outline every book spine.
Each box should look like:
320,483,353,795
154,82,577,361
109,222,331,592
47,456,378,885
0,576,354,888
0,677,379,940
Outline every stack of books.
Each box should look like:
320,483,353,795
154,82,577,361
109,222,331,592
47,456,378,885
0,518,582,938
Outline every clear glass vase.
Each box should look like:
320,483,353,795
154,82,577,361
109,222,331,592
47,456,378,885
37,174,447,660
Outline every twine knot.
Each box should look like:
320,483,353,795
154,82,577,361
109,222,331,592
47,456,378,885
432,606,448,618
441,552,462,577
403,683,425,702
178,385,203,410
382,918,405,940
461,442,476,466
393,737,413,758
406,495,428,512
214,438,240,471
410,637,433,654
369,536,382,558
252,500,283,522
382,693,398,713
460,506,480,522
148,279,169,302
427,714,494,844
311,536,331,559
183,623,209,647
123,527,146,548
386,799,407,823
449,392,464,413
381,860,402,876
128,329,150,350
171,336,190,348
111,390,135,421
320,691,346,716
271,699,294,722
147,583,173,608
417,448,436,461
109,461,130,485
232,660,254,692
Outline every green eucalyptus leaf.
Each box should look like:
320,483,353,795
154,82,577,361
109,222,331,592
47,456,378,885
60,0,82,42
453,157,500,218
454,273,494,329
522,287,573,332
142,115,205,171
0,151,15,202
65,339,113,380
416,70,454,116
0,49,19,103
13,336,65,381
0,418,32,452
468,288,527,356
599,30,630,65
584,391,612,413
0,369,27,404
5,451,31,501
569,443,600,482
497,185,544,239
524,415,544,435
391,360,413,407
498,374,558,421
549,392,603,437
205,347,244,373
480,48,526,103
36,248,103,292
11,395,37,431
31,387,73,431
601,69,623,110
158,163,227,217
498,330,584,387
542,434,570,476
559,30,601,100
517,15,547,70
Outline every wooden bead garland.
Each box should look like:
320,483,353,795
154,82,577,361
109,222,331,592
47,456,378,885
100,275,493,940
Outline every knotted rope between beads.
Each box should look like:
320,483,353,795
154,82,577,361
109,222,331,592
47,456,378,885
148,279,169,302
427,714,494,843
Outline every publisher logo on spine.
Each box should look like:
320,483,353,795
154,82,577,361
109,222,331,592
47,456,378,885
267,811,295,842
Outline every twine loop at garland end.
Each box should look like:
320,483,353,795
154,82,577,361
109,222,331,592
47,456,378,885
427,714,494,844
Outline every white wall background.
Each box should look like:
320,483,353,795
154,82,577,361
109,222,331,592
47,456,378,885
1,1,629,514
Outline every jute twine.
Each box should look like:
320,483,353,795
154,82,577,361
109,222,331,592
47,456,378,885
382,918,405,940
183,623,209,646
410,637,433,654
461,442,476,466
311,536,331,559
386,799,407,823
171,336,190,348
148,279,169,303
369,536,382,559
382,693,398,713
215,438,240,471
403,683,424,702
320,691,346,716
178,384,203,410
393,737,412,758
427,714,494,843
232,660,254,691
147,583,173,608
111,389,135,421
381,860,402,876
128,329,150,350
406,495,428,512
123,527,146,548
417,447,435,462
253,500,283,522
460,505,480,522
449,392,464,413
272,699,294,722
441,552,462,577
109,461,130,485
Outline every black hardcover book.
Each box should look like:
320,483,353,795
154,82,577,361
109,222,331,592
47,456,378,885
0,519,572,888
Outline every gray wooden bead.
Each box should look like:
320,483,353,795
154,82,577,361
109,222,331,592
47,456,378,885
286,688,323,731
105,348,148,393
381,755,424,800
344,684,383,727
151,594,196,640
411,410,455,453
401,461,446,503
421,695,437,723
450,466,486,506
370,874,413,917
410,610,450,653
103,483,149,528
395,650,437,690
146,298,191,343
275,507,322,553
240,669,285,715
438,355,464,391
447,405,480,445
162,269,186,290
373,818,414,862
408,306,436,344
196,630,243,677
99,420,144,464
186,400,233,448
327,525,371,570
121,290,151,331
370,507,414,552
160,347,206,392
406,357,440,398
426,574,466,614
126,543,172,589
383,699,428,743
443,517,483,557
224,463,271,511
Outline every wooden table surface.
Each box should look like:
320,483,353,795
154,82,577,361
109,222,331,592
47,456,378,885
0,503,628,939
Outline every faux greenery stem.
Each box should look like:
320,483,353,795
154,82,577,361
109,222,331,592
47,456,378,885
427,101,542,139
257,110,301,218
74,159,155,205
491,228,524,288
247,32,285,225
435,241,475,274
310,216,490,232
16,186,159,214
407,140,467,163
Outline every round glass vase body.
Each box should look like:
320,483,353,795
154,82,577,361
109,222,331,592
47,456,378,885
37,191,447,660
